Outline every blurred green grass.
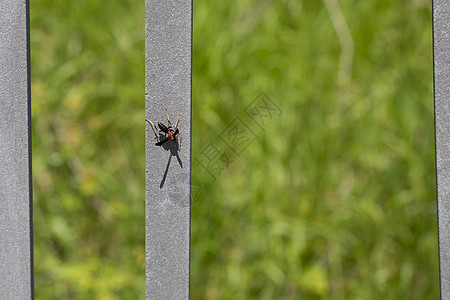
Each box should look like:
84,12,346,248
31,0,438,299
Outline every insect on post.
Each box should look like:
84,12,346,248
146,109,181,148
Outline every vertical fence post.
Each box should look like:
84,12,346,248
434,1,450,298
0,1,34,299
145,0,191,298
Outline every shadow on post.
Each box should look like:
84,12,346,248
160,140,182,188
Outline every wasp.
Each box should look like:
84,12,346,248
146,109,181,147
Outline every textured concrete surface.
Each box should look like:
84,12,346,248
0,1,34,299
145,0,191,298
434,1,450,298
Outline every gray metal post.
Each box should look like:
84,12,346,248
0,1,34,299
434,1,450,298
145,0,191,298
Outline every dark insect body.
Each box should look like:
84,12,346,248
146,109,181,147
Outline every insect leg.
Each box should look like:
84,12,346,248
145,118,161,139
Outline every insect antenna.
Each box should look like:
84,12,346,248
166,108,172,127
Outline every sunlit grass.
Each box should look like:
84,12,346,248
31,0,437,298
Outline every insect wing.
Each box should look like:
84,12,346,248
155,136,169,146
158,122,169,133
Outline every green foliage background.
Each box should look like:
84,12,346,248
31,0,438,299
